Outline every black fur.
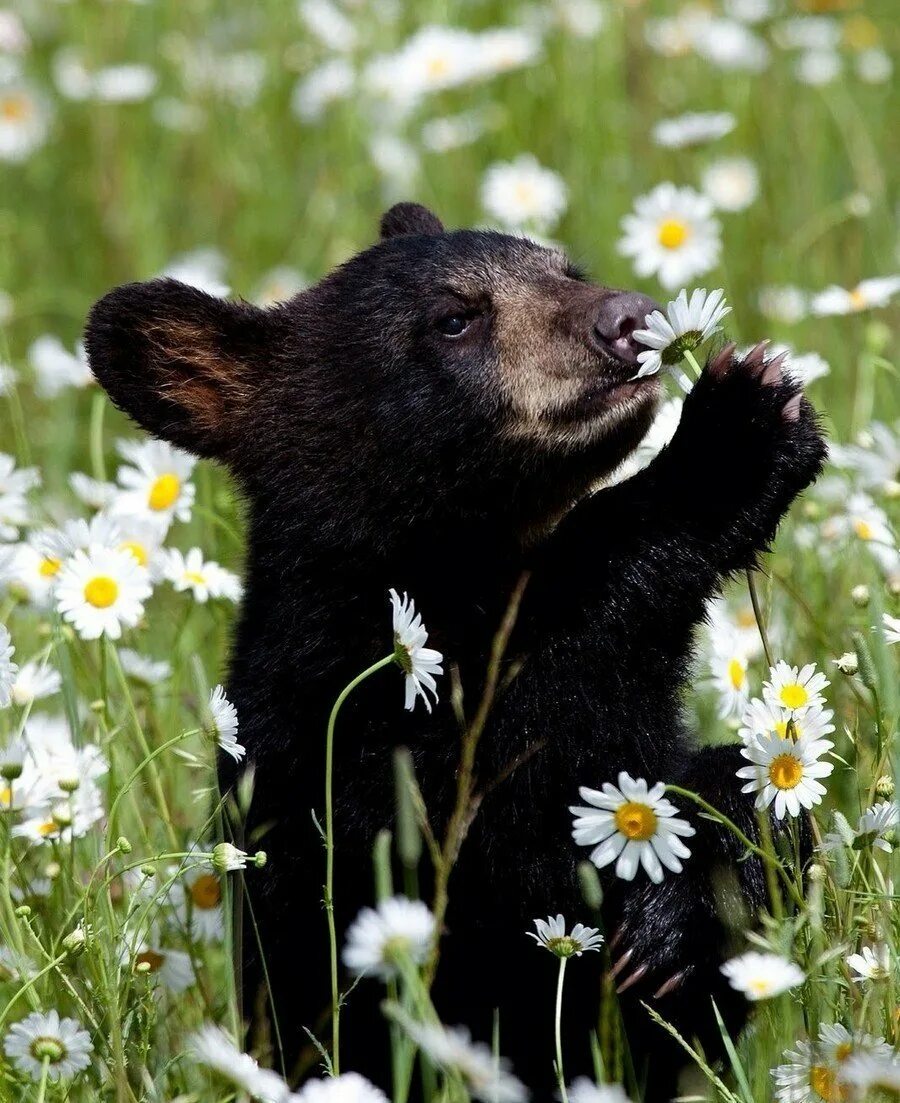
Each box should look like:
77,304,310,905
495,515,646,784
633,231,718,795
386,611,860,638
85,207,827,1101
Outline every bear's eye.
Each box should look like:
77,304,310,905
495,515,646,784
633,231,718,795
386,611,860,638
436,313,473,338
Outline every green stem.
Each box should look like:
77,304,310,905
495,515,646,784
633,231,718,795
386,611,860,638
89,390,107,482
683,348,704,379
746,569,774,669
555,957,569,1103
36,1056,51,1103
324,653,395,1076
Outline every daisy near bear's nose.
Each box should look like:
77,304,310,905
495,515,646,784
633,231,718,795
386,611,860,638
593,291,660,365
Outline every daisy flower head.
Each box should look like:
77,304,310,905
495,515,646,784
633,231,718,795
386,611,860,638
632,287,731,379
400,1017,527,1103
811,275,900,316
738,696,835,745
0,81,51,164
294,1072,390,1102
113,438,196,529
841,1050,900,1095
55,545,151,640
651,111,735,149
3,1009,93,1082
528,914,603,958
854,801,898,852
0,623,16,708
28,335,93,397
189,1024,288,1103
883,613,900,645
701,156,759,212
343,896,435,981
205,685,244,762
847,943,890,983
618,183,721,290
119,649,171,686
389,589,443,713
10,659,61,707
763,661,829,717
737,730,834,819
570,772,695,884
123,927,195,994
159,249,230,298
178,861,225,943
480,154,568,233
0,452,40,540
162,547,242,603
722,951,804,1000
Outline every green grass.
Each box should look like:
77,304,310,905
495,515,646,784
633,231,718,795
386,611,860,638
1,1,899,1100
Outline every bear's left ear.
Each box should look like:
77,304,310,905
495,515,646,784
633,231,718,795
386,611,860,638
380,202,444,239
85,278,276,462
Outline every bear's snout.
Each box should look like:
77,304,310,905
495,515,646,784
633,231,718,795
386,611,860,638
592,290,660,365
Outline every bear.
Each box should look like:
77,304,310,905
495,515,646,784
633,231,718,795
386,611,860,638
85,202,827,1102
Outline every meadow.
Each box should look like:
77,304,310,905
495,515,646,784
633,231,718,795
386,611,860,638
0,0,898,1100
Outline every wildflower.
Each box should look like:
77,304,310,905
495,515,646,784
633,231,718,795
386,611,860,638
206,685,244,762
721,951,804,1000
795,49,842,85
0,453,40,540
738,696,835,744
763,661,829,717
389,590,443,713
692,18,770,71
0,624,16,708
758,284,808,324
842,1050,900,1095
618,184,721,290
811,276,900,316
737,731,833,818
830,422,900,489
651,111,735,149
779,348,830,386
189,1024,288,1103
850,583,871,607
69,471,117,510
855,47,892,83
365,27,484,106
400,1016,527,1103
55,545,151,640
481,154,568,233
179,861,225,943
162,547,242,603
882,613,900,645
567,1081,633,1103
701,156,759,212
846,943,890,982
0,82,50,163
570,772,695,884
3,1010,93,1082
772,1024,894,1103
294,1073,390,1102
343,896,435,980
528,914,603,958
211,842,249,872
119,649,172,685
632,287,731,379
292,58,354,122
822,493,898,574
113,438,197,528
831,652,858,676
28,335,93,397
10,659,61,706
159,249,229,297
298,0,357,52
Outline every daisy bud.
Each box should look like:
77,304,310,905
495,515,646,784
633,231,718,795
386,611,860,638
875,776,895,799
135,960,152,975
62,925,89,956
117,836,132,854
51,805,72,829
211,842,249,873
851,584,870,608
89,698,105,713
15,905,30,918
140,864,156,878
832,652,858,676
1,760,23,782
864,320,890,355
58,776,80,794
45,861,61,879
253,851,267,868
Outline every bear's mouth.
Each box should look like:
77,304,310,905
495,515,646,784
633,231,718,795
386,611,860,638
550,372,660,427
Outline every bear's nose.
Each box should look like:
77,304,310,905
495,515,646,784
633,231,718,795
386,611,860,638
593,291,660,365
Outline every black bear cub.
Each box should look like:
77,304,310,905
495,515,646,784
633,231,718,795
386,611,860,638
86,203,826,1101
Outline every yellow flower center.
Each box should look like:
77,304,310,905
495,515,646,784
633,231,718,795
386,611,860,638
39,557,61,578
514,181,536,207
843,15,879,50
148,473,180,511
84,575,119,609
736,608,756,629
834,1042,853,1063
1,94,32,122
657,218,690,249
728,658,746,691
120,540,148,567
779,683,809,710
614,801,657,841
848,287,867,310
747,977,772,995
37,820,58,837
768,753,803,790
426,55,450,79
185,571,206,585
810,1065,844,1102
852,518,873,540
136,949,165,973
0,787,11,807
190,873,221,910
774,719,804,740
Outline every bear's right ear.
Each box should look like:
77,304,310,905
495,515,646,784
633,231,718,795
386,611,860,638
380,202,444,239
85,279,276,462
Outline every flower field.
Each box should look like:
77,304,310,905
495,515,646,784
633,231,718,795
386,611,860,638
0,1,898,1100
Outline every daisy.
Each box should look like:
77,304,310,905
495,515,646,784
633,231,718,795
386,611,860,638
721,951,804,1000
701,156,759,212
528,914,603,958
846,943,890,982
10,659,61,706
570,772,695,884
632,287,731,379
292,58,354,122
389,590,443,713
738,696,835,744
819,1022,894,1064
55,545,151,640
763,661,829,717
90,64,157,104
473,28,542,78
829,421,900,489
795,48,842,85
205,685,244,762
400,1017,527,1103
189,1024,288,1103
737,731,834,819
113,438,197,527
162,547,242,603
567,1081,633,1103
159,249,230,297
0,624,16,709
854,801,898,851
118,649,171,685
111,514,166,578
771,1024,891,1103
842,1050,900,1095
811,276,900,316
758,284,809,324
882,613,900,645
179,862,225,943
3,1010,93,1081
618,184,721,290
480,154,568,233
211,842,250,872
28,335,93,397
294,1073,390,1102
366,27,481,106
778,349,830,387
651,111,735,149
126,931,195,993
692,18,770,71
0,81,50,163
69,472,117,510
343,896,435,980
299,0,357,52
855,47,892,83
0,453,40,540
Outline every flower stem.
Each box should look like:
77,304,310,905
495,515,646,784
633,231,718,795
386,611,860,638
683,348,704,379
36,1056,51,1103
324,653,394,1076
555,956,569,1103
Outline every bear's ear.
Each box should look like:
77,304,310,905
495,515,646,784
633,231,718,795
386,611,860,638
85,279,275,462
380,202,444,239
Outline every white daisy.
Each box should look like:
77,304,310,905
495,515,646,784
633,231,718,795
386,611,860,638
55,545,151,640
28,335,93,397
811,276,900,316
343,896,435,981
758,284,809,324
3,1010,93,1081
69,472,117,510
189,1024,288,1103
162,547,242,603
480,154,568,233
113,438,196,528
651,111,735,149
709,643,750,719
795,48,842,85
778,348,830,387
400,1017,527,1103
179,862,225,943
0,452,40,540
854,801,898,852
846,943,890,982
294,1072,390,1102
618,184,721,290
291,58,354,122
159,248,230,298
206,685,244,762
632,287,731,379
365,26,482,106
118,649,172,686
528,914,603,958
567,1081,633,1103
111,514,166,578
762,661,829,717
721,951,804,1000
0,623,16,709
819,1022,894,1064
736,731,834,819
692,18,770,71
855,47,892,84
841,1050,900,1094
882,613,900,645
389,589,443,713
124,927,195,994
701,156,760,212
829,422,900,489
738,696,835,745
821,493,899,573
10,659,61,707
0,81,50,163
570,772,696,884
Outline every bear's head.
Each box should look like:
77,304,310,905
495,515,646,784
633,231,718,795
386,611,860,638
86,204,661,549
